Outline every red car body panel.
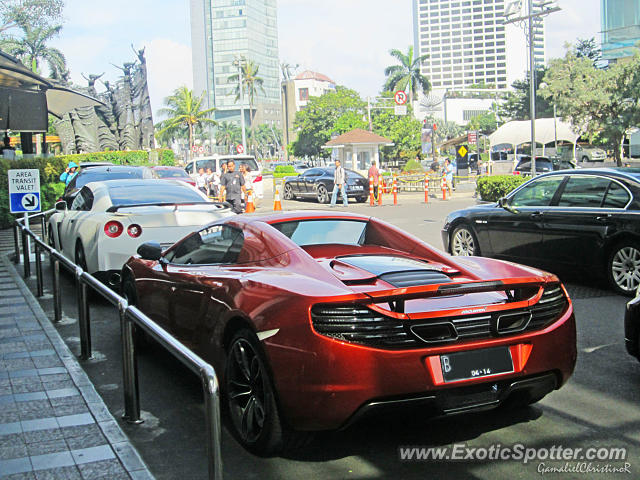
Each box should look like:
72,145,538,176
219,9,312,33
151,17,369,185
123,210,577,431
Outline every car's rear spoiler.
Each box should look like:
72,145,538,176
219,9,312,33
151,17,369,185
106,201,231,213
365,276,553,304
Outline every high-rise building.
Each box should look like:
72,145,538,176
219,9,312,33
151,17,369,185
190,0,281,128
601,0,640,62
412,0,547,123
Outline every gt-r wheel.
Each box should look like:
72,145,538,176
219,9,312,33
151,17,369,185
317,185,329,204
75,242,88,272
450,225,479,256
283,184,295,200
608,242,640,296
225,329,312,455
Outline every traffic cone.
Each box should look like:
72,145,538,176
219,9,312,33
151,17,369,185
273,185,282,211
245,190,255,213
369,176,375,206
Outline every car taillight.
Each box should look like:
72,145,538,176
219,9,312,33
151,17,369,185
253,175,262,183
104,221,124,238
127,224,142,238
513,171,521,175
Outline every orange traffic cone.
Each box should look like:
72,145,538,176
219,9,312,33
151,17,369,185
245,190,255,213
273,185,282,211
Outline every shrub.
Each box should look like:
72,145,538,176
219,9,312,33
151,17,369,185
402,158,424,173
55,149,175,167
274,165,296,174
476,175,526,202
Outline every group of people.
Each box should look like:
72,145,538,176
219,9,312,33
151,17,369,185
195,160,251,214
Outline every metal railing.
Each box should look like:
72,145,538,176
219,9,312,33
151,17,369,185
13,212,223,480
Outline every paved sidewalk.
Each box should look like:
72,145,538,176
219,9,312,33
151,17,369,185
0,243,153,479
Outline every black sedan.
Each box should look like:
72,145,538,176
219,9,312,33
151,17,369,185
442,168,640,295
282,167,369,204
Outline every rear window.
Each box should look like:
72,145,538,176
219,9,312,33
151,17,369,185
107,182,206,205
154,169,190,179
74,168,146,189
232,158,259,172
272,220,367,246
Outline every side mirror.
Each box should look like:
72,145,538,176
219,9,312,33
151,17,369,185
136,242,163,261
55,200,67,211
499,196,518,213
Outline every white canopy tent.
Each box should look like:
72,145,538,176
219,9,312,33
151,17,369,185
489,118,581,150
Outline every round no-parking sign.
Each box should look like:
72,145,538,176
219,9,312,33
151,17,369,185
236,144,245,154
394,91,407,105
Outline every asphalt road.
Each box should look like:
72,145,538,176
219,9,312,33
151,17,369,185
18,191,640,480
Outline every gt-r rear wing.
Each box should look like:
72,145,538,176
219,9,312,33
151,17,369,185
106,201,231,213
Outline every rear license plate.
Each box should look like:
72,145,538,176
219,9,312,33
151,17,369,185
440,347,513,383
351,185,363,190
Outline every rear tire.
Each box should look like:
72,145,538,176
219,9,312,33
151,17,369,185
581,156,589,163
75,241,88,272
608,242,640,296
356,196,367,203
224,329,312,455
450,225,480,256
317,185,329,204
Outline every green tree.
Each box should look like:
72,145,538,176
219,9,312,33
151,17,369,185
383,45,431,105
541,49,640,165
215,121,241,152
290,86,366,158
372,107,422,163
575,37,602,66
423,116,464,141
252,124,282,158
0,23,65,75
499,68,554,121
157,86,217,157
0,0,63,34
228,58,265,139
467,111,498,134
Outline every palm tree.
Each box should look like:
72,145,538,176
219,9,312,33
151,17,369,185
0,23,66,75
383,45,431,105
157,86,217,157
228,58,265,140
215,121,241,151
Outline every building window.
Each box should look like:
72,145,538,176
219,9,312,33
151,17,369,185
299,88,309,101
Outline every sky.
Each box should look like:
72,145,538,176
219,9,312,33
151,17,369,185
45,0,600,119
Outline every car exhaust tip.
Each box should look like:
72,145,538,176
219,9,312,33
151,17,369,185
108,273,121,287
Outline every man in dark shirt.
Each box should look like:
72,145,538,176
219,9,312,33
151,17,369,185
219,160,246,213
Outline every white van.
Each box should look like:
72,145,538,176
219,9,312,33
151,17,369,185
185,155,263,198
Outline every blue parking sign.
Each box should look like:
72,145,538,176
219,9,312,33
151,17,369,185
10,192,41,213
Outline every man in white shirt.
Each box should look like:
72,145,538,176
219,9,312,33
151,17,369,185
330,159,348,207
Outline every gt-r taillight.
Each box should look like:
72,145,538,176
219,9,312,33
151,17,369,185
104,221,124,238
127,224,142,238
253,175,262,183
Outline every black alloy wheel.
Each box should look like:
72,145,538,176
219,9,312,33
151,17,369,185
225,329,283,454
283,184,295,200
75,241,88,272
317,185,329,204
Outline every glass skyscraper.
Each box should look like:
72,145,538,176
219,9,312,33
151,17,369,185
190,0,281,126
601,0,640,62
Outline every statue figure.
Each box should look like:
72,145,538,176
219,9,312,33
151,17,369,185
81,72,104,96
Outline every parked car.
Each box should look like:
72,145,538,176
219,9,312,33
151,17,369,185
293,162,311,173
443,168,640,295
48,179,232,287
185,155,263,198
122,210,576,454
151,166,196,187
59,165,157,207
576,144,606,163
282,167,369,203
513,156,577,175
625,289,640,361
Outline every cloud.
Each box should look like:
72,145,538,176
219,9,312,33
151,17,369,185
144,38,193,118
545,0,600,60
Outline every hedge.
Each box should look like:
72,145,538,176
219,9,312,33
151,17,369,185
0,150,176,228
476,175,527,202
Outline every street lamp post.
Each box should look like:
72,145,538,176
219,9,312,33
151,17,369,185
503,0,560,176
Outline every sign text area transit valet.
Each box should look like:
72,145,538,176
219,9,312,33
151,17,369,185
8,169,41,213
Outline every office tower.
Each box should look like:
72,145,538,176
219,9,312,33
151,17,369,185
412,0,546,93
190,0,281,128
601,0,640,62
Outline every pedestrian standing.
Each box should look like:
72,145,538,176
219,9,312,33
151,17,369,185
444,158,453,199
367,160,380,199
205,167,216,197
330,159,348,207
59,162,79,185
195,167,208,195
241,163,255,206
219,160,246,214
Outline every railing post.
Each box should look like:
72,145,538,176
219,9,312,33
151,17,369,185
35,242,43,297
201,367,223,480
13,224,20,264
40,215,46,240
21,227,30,279
119,301,142,424
76,269,92,359
52,257,62,323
